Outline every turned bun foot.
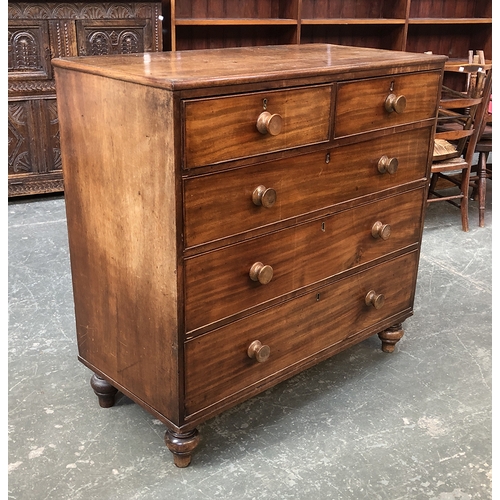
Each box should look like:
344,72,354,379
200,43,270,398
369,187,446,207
378,324,404,353
90,373,118,408
165,429,200,468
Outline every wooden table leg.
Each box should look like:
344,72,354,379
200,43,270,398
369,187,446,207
165,429,200,468
90,373,118,408
378,323,404,353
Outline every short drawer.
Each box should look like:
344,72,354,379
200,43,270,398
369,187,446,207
335,71,441,137
183,85,332,168
184,127,432,247
184,188,424,332
185,251,418,416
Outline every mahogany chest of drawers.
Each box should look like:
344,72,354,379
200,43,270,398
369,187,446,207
52,44,446,467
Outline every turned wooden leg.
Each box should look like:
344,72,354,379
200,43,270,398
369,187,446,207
477,152,487,228
90,373,118,408
165,429,200,468
378,323,404,353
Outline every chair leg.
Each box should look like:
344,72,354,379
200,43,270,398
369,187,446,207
429,172,439,193
460,166,470,232
477,152,488,228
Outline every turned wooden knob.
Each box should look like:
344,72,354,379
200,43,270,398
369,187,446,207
247,340,271,362
385,93,407,114
371,221,391,240
377,155,398,174
252,185,276,208
256,111,282,135
249,262,274,284
365,290,385,309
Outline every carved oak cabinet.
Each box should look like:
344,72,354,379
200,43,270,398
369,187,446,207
52,44,446,467
8,1,162,197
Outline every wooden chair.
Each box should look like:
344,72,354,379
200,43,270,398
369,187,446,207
427,64,492,232
469,91,492,227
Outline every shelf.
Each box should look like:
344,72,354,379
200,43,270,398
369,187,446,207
301,18,406,25
175,18,297,26
409,18,492,25
301,23,406,52
173,24,298,51
406,23,491,59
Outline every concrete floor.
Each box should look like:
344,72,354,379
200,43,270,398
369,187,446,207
8,185,492,500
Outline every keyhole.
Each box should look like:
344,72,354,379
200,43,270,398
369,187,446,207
321,222,326,232
262,98,268,110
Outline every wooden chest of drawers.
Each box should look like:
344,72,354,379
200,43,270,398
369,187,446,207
52,44,446,467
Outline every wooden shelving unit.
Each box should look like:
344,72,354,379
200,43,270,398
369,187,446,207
167,0,492,60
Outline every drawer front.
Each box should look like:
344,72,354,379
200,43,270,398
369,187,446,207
183,85,332,168
184,127,432,247
184,188,424,332
185,251,418,415
335,71,441,137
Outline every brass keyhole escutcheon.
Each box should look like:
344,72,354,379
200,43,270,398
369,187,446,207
371,221,391,240
249,262,274,284
385,93,407,114
252,185,276,208
256,111,283,135
247,340,271,363
365,290,385,309
377,155,399,174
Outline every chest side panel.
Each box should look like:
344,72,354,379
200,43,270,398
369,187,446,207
54,68,181,422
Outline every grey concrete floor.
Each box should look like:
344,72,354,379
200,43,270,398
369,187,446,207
8,185,492,500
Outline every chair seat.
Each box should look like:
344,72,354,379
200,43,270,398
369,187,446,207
431,156,468,173
475,139,492,153
433,139,460,161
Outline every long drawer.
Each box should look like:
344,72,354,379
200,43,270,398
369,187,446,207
335,71,442,137
184,188,424,332
183,127,432,247
185,250,419,416
183,84,332,169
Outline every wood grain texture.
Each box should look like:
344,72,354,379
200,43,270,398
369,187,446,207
55,68,181,421
183,85,332,168
184,188,424,332
185,251,419,416
335,71,442,137
52,44,447,91
183,126,432,247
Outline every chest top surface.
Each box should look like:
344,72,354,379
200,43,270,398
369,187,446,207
52,43,447,90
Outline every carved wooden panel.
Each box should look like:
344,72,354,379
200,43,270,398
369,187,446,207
76,19,150,55
8,1,163,197
8,20,52,80
49,20,78,59
8,100,37,176
8,98,61,180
